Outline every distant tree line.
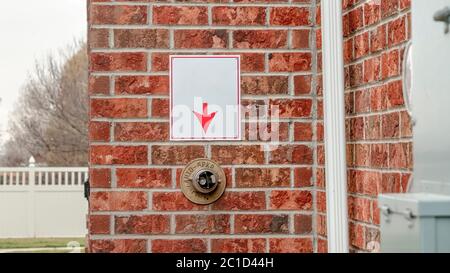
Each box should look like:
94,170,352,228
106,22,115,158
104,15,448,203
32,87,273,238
0,41,88,166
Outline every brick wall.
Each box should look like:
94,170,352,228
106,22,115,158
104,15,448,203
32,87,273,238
87,0,321,253
87,0,413,254
341,0,412,252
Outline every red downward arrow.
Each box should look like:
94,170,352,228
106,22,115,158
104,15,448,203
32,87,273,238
193,102,217,133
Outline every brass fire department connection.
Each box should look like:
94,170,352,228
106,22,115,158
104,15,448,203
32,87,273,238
180,158,226,205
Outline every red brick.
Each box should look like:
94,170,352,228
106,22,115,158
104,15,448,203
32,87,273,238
316,191,327,213
211,145,264,165
381,0,399,18
294,75,312,95
212,6,266,26
295,168,313,188
241,76,288,95
388,16,407,46
116,168,171,188
316,214,327,237
238,53,265,72
294,122,313,141
115,215,169,234
152,145,205,165
386,80,404,108
90,5,147,25
90,53,147,72
235,214,288,234
401,111,413,138
316,122,324,142
351,65,365,89
211,239,266,253
90,191,147,211
382,112,400,139
270,190,312,210
153,192,208,211
89,28,109,48
344,38,353,63
153,6,208,25
389,142,412,169
269,238,313,253
212,192,266,211
271,99,312,118
115,76,169,95
90,239,147,253
175,215,230,234
364,56,381,83
151,98,169,118
317,238,328,253
269,145,313,164
114,29,169,48
381,49,400,79
270,7,310,26
401,173,412,193
354,32,370,59
348,7,364,34
89,215,110,235
90,168,111,188
349,223,366,249
354,143,370,167
317,145,325,165
365,115,382,140
89,76,109,95
348,117,364,141
269,53,312,72
244,122,289,142
91,98,147,118
347,170,381,196
90,145,148,165
235,168,290,188
294,214,312,234
400,0,411,10
364,1,381,26
152,239,207,253
89,121,110,142
355,90,371,113
345,92,355,115
348,196,372,223
292,29,310,49
115,122,169,142
373,200,381,225
371,143,388,168
174,30,228,49
381,172,402,193
370,25,387,53
233,30,287,49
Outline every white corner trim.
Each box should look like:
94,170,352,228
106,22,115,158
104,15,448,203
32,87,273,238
321,0,350,253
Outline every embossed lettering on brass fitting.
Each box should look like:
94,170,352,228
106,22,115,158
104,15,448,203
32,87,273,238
181,159,226,205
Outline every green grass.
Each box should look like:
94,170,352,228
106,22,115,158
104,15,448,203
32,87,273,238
0,238,85,249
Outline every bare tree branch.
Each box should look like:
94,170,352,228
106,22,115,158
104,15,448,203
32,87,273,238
0,41,88,166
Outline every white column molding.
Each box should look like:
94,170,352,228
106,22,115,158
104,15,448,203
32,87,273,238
321,0,350,253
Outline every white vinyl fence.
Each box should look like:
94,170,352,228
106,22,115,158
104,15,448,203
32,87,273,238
0,159,88,238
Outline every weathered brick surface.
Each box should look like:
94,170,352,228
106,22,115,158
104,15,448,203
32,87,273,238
338,0,412,252
88,0,320,253
89,239,147,253
211,239,266,253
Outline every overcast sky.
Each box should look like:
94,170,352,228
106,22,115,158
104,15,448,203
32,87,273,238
0,0,87,141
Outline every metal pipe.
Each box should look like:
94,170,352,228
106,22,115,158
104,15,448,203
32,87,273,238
321,0,350,253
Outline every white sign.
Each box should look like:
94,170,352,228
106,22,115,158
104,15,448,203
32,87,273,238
170,56,241,141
